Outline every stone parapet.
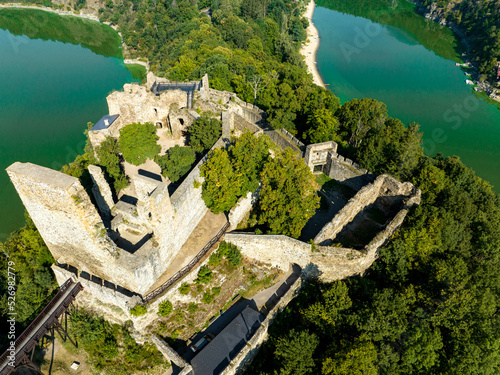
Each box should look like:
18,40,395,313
228,188,260,231
220,272,303,375
88,165,114,219
151,335,192,370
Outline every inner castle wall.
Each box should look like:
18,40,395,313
225,174,421,282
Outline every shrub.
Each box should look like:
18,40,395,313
129,304,147,317
157,300,173,317
202,292,215,304
188,303,199,314
179,282,190,295
155,145,196,182
219,241,242,266
208,251,223,267
196,266,213,284
119,122,161,166
196,284,205,295
212,287,221,296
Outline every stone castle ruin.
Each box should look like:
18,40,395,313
7,73,420,335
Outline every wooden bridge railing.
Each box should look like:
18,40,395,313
142,221,229,304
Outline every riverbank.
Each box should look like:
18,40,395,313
0,3,134,57
300,1,325,88
0,3,99,21
407,0,500,104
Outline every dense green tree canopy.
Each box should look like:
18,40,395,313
0,215,56,347
200,147,244,213
155,145,196,182
229,131,272,193
336,98,423,179
248,155,500,374
118,122,161,166
199,132,271,213
187,113,222,153
253,148,320,238
96,136,130,191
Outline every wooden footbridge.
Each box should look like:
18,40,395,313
0,278,83,375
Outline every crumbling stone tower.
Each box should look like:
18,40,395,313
6,162,120,278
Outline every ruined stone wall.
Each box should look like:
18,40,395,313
88,165,114,219
314,175,386,245
152,137,228,273
225,175,421,282
228,188,260,231
224,232,368,280
264,129,304,154
232,96,266,120
325,151,376,190
151,335,192,372
224,233,312,270
89,83,188,149
5,163,130,281
231,112,263,137
7,163,176,294
220,274,303,375
52,265,134,323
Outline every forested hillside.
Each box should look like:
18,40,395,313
1,0,499,373
248,155,500,374
418,0,500,79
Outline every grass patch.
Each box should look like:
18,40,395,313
241,273,279,299
154,257,280,343
314,173,332,188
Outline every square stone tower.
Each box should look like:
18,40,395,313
6,163,125,284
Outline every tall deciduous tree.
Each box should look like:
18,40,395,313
230,132,272,193
155,145,196,182
254,148,320,238
119,122,161,166
304,108,341,144
200,148,243,213
187,113,222,154
336,98,388,148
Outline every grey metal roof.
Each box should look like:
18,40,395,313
91,114,119,131
190,306,264,375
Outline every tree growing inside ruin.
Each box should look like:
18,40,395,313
229,131,273,193
200,148,243,213
200,132,272,213
253,148,320,238
118,122,161,166
155,146,196,183
187,113,222,154
96,136,129,191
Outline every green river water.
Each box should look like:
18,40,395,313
314,0,500,191
0,9,139,241
1,2,499,241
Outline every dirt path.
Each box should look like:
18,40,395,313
146,210,228,293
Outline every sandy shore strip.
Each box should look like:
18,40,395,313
300,1,326,88
0,3,100,22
